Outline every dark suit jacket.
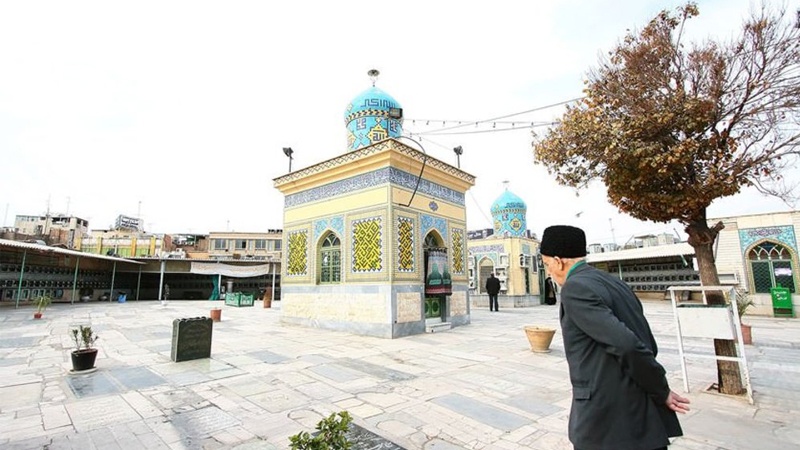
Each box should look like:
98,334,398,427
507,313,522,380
559,263,682,450
485,276,501,295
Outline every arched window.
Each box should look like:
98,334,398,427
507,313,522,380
320,233,341,283
748,241,795,293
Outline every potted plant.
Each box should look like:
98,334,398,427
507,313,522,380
70,325,99,372
734,288,755,345
32,294,52,319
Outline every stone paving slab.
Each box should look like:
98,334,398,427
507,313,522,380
169,405,241,439
1,300,799,449
502,391,565,417
0,382,41,411
431,392,531,432
64,395,142,432
246,349,291,364
338,357,417,381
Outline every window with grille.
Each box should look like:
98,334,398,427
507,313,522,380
748,241,796,293
320,233,341,283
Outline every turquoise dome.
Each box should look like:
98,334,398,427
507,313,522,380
491,189,527,237
344,86,403,151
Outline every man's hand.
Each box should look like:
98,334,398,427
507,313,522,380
666,390,690,414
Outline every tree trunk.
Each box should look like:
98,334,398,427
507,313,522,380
685,217,745,395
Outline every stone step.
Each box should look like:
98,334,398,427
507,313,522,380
426,322,452,333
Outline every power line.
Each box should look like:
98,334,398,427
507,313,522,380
401,133,497,227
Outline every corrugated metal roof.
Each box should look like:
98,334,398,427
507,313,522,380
0,239,145,264
587,242,694,263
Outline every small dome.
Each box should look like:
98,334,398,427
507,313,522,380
491,190,526,215
491,188,527,237
344,77,404,151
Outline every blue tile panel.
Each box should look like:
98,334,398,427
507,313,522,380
739,225,797,253
314,215,345,242
421,214,448,243
470,244,505,265
284,167,465,208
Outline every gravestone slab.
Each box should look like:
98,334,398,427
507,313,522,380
339,358,416,381
432,393,529,432
65,396,141,432
248,349,290,364
170,406,240,439
66,371,122,398
171,317,213,362
108,366,167,390
347,423,406,449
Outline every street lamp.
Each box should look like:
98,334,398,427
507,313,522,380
453,146,463,168
283,147,294,172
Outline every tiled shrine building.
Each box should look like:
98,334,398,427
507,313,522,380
467,186,544,308
273,75,475,338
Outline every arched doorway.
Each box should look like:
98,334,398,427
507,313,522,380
477,256,495,295
423,232,450,322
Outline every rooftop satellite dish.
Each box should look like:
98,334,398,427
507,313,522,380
368,69,380,86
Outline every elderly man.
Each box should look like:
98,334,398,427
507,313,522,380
540,225,689,450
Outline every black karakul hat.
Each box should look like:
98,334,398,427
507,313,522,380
540,225,587,258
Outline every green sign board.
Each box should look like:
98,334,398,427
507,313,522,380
770,287,794,317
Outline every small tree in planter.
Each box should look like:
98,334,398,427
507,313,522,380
69,325,99,372
32,294,52,319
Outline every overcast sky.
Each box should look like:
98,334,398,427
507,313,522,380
1,0,796,245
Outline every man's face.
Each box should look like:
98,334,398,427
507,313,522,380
541,255,567,286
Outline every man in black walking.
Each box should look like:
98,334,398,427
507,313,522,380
485,273,501,312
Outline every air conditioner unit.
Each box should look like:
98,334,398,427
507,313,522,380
519,254,529,268
498,253,509,268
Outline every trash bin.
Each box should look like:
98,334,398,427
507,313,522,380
771,286,794,317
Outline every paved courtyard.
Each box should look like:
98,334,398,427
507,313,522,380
0,299,799,449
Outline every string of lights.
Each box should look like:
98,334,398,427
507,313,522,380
407,96,584,136
396,131,493,227
400,19,800,139
408,121,557,136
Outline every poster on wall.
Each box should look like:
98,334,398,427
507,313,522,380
425,249,452,295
